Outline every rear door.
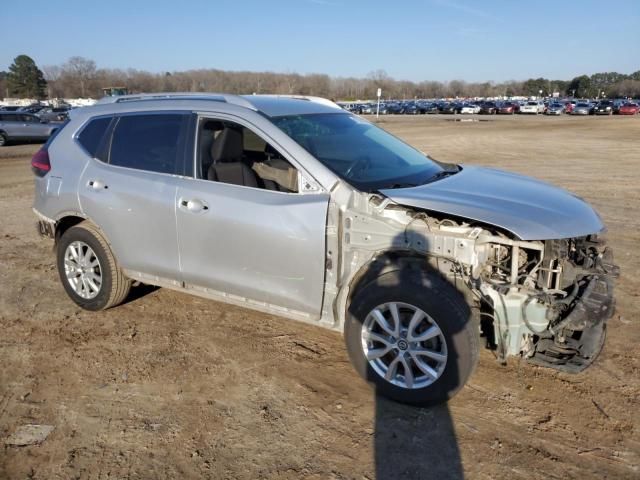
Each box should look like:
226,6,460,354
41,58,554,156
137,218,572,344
78,112,190,282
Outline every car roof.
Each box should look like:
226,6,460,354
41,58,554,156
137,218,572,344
92,93,343,118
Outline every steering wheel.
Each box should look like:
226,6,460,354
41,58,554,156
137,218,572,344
344,155,371,179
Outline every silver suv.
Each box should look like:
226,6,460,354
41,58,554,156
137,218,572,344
32,93,618,406
0,111,60,146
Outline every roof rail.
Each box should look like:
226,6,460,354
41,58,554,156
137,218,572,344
248,94,342,110
95,92,257,110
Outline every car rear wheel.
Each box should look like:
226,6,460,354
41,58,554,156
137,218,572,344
345,268,479,406
57,221,131,311
0,132,7,147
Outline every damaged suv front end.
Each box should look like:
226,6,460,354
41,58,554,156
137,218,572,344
376,165,619,373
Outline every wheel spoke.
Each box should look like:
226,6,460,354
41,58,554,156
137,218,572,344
83,247,93,265
384,355,401,381
64,259,77,271
407,309,425,341
366,346,392,360
400,356,414,388
371,309,395,337
411,354,439,379
86,276,99,293
81,276,90,297
388,303,401,336
363,330,392,347
73,276,83,294
410,324,442,343
413,348,447,363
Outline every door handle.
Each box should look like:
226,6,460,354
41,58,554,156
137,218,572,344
179,198,208,213
88,180,108,190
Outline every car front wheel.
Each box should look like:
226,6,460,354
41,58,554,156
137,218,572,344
345,268,479,406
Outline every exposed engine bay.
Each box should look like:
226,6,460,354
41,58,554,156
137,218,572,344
325,186,619,373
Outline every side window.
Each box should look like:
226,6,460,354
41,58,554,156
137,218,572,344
109,114,186,175
77,117,111,159
198,118,299,193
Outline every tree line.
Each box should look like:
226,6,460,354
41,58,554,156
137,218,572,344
2,54,639,101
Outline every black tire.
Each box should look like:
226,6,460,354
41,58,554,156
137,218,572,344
56,221,131,311
345,268,479,406
0,132,7,147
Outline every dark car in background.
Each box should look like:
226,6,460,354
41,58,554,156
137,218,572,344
478,101,498,114
593,100,614,115
437,102,457,114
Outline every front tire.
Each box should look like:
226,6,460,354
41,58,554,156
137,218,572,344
0,132,7,147
345,268,478,406
57,221,131,311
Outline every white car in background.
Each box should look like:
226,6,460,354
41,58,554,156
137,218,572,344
459,103,481,114
520,101,545,114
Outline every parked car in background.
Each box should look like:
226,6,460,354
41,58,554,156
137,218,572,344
478,101,498,114
497,102,519,114
545,102,566,115
593,100,614,115
459,103,481,114
419,102,439,114
520,101,545,114
0,112,61,146
618,102,640,115
612,99,627,114
571,102,593,115
37,107,71,122
564,101,575,114
32,93,618,407
437,102,457,114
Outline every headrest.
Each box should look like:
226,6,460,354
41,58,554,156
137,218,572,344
211,127,244,163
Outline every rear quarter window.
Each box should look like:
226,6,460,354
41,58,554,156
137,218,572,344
77,117,112,159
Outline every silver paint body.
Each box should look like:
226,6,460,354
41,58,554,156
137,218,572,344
33,93,607,357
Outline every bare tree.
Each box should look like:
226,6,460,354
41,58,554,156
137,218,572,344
62,56,97,97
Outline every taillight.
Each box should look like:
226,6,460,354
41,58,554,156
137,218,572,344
31,148,51,177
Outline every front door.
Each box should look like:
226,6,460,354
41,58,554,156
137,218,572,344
175,116,329,316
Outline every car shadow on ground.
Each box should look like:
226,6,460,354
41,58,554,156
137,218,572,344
121,283,159,305
349,231,468,479
374,398,462,479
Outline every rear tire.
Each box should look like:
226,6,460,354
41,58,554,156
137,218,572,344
345,268,478,406
56,221,131,311
0,132,7,147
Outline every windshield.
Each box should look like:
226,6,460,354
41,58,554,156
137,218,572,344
272,113,449,191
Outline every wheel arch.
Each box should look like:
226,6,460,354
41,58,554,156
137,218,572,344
55,215,86,244
343,250,478,330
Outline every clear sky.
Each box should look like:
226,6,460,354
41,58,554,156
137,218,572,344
2,0,638,82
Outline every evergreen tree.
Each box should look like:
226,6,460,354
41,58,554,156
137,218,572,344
6,55,47,98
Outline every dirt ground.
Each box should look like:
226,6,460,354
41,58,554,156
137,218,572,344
1,114,638,480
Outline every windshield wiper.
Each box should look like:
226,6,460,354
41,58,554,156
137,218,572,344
378,182,418,190
425,168,459,184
